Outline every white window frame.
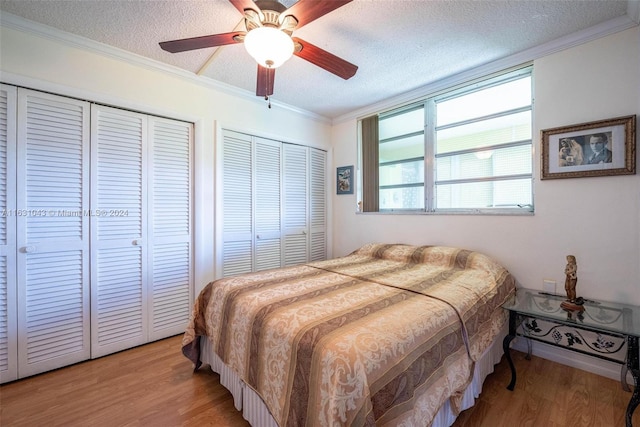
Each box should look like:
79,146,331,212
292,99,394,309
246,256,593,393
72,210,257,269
363,65,534,215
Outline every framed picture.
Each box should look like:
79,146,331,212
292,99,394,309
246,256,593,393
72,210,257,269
541,115,636,180
336,165,354,194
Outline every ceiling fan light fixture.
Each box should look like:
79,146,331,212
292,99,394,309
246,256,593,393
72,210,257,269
244,26,294,68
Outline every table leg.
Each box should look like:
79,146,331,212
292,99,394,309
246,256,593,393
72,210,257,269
503,333,517,390
504,311,518,391
626,336,639,427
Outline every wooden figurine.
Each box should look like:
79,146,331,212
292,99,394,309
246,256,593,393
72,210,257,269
561,255,584,312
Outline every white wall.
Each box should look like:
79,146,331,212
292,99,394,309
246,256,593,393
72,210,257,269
331,26,640,307
0,22,333,294
331,26,640,380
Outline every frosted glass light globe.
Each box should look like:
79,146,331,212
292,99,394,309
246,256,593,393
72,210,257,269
244,27,294,68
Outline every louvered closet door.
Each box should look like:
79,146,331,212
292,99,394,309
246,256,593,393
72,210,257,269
16,89,91,378
91,105,147,358
221,130,253,277
282,143,309,266
254,137,282,271
309,148,326,262
148,117,192,340
0,85,17,383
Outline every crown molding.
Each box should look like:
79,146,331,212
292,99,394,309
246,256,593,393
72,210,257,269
333,13,639,125
0,12,330,124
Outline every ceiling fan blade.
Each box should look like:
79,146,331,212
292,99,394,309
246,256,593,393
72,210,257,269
282,0,353,29
160,32,244,53
228,0,260,15
293,37,357,80
256,65,275,97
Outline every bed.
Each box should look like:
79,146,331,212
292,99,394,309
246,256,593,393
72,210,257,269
182,243,516,426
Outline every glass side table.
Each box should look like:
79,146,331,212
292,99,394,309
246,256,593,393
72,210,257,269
502,288,640,427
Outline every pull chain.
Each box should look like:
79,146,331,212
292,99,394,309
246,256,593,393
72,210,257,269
265,60,273,109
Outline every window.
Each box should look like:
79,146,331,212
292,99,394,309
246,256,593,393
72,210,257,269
379,106,425,209
360,66,533,214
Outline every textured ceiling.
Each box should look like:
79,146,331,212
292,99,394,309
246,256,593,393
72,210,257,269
0,0,635,119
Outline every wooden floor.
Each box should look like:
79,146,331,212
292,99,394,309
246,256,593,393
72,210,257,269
1,335,637,427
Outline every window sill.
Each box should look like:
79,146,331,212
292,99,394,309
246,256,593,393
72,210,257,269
356,208,534,216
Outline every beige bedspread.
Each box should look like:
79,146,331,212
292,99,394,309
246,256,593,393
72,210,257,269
182,243,515,427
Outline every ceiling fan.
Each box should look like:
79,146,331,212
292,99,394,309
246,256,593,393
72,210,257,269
160,0,358,105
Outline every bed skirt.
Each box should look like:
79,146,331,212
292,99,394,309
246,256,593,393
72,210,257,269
199,320,508,427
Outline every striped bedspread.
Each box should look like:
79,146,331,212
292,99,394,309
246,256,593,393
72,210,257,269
182,243,515,426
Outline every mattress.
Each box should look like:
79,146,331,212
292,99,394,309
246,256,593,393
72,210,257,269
182,243,516,426
200,313,508,427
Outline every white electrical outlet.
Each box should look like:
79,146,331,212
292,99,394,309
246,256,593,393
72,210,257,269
543,279,557,294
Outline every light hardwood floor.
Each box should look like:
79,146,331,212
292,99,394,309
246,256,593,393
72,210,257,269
1,335,637,426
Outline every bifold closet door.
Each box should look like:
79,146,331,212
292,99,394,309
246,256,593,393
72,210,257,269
0,84,17,383
2,87,193,376
91,105,148,358
221,130,253,277
219,131,326,276
221,131,283,276
282,145,326,265
91,109,192,351
309,148,326,261
147,117,192,340
254,137,282,271
282,143,308,266
16,89,91,378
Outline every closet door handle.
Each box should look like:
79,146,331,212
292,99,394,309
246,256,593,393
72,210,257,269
132,240,141,246
22,246,37,253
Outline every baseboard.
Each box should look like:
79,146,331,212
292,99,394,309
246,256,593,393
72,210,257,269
510,336,633,386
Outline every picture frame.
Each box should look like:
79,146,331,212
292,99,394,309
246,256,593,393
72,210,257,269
541,115,636,180
336,165,354,195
